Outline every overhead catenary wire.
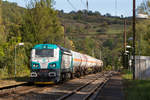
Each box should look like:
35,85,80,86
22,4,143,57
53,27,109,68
143,0,150,15
67,0,77,11
86,0,88,11
142,0,147,12
80,0,87,8
115,0,117,16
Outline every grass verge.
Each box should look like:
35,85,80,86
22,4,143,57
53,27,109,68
122,69,150,100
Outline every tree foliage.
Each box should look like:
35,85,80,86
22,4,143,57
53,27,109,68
127,1,150,56
0,0,66,78
2,0,149,78
21,0,64,45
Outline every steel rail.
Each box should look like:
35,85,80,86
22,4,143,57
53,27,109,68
84,79,109,100
57,78,99,100
57,72,111,100
0,82,30,91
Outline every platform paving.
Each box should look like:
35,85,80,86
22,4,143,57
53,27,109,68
96,73,124,100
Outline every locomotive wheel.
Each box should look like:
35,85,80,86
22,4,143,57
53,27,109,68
61,73,67,81
59,74,64,83
71,73,75,79
67,73,71,79
76,72,81,78
81,71,84,76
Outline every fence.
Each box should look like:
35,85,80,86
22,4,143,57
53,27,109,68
135,56,150,80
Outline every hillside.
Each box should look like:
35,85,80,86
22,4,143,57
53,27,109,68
2,1,25,24
58,10,131,35
2,1,131,37
0,1,130,76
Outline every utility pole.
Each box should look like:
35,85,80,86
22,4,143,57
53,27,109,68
123,19,127,68
86,0,88,11
100,49,102,60
62,24,66,47
115,0,117,16
124,19,127,53
133,0,136,80
92,49,95,57
64,29,66,47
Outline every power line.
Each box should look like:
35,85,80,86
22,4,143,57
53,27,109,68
80,0,86,8
142,0,147,11
115,0,117,16
86,0,88,11
143,0,150,15
67,0,77,11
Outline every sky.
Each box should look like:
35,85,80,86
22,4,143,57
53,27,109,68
4,0,143,17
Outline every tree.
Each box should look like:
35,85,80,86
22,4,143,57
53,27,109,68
21,0,64,45
0,0,6,68
137,1,150,15
105,13,111,17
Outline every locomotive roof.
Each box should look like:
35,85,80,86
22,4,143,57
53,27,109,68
33,44,71,53
57,45,71,53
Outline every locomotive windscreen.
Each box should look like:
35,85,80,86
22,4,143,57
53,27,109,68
35,49,54,57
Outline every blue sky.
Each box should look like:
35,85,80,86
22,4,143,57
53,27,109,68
4,0,143,17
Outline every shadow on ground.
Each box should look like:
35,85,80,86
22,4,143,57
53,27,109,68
2,76,29,82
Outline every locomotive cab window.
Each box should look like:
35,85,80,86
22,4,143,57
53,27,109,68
35,49,54,57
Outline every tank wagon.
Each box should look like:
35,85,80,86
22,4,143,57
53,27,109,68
30,44,103,83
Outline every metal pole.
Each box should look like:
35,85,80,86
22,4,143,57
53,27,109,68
63,24,66,47
124,19,127,53
100,49,101,60
115,0,117,16
15,45,17,78
133,0,136,80
86,0,88,11
124,19,127,68
92,49,94,57
64,34,66,47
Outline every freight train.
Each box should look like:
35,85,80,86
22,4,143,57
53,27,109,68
30,44,103,83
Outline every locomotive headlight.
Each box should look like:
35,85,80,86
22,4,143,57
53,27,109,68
36,64,39,67
33,64,36,67
33,64,39,67
52,64,56,67
50,64,56,68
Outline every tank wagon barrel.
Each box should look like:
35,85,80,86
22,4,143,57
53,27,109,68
30,44,103,83
71,51,103,76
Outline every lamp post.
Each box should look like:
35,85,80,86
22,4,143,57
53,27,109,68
15,43,24,78
62,24,66,47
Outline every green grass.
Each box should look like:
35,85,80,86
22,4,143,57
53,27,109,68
122,69,133,80
122,69,150,100
0,67,30,82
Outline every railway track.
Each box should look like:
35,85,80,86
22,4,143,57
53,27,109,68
0,83,29,91
0,71,112,100
0,82,35,98
57,72,111,100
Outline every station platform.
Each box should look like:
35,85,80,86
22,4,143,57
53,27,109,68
96,73,124,100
